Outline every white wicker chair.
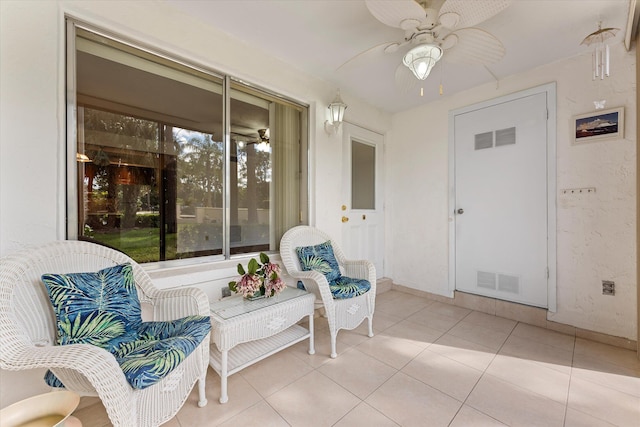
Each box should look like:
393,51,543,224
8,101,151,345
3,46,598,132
279,226,375,358
0,240,210,427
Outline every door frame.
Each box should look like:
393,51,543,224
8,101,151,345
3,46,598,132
447,82,557,312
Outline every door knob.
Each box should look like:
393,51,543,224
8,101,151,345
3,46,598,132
341,216,349,223
457,208,464,214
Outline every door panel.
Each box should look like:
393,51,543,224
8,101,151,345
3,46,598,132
342,123,384,278
454,92,548,307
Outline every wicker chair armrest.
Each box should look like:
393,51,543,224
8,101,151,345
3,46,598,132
16,344,136,425
9,344,131,395
285,270,335,307
342,259,377,293
10,343,121,376
148,287,210,320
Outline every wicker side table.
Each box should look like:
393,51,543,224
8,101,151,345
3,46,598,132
209,287,315,403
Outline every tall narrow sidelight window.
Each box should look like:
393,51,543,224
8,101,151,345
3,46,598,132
69,22,308,263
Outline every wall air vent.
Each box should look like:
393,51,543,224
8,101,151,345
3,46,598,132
495,127,516,147
474,132,493,150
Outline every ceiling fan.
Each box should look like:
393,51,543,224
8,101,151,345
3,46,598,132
341,0,511,90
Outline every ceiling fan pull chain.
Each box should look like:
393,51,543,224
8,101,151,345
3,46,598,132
439,60,445,96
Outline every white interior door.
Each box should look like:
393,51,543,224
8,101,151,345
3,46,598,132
453,92,549,307
341,123,384,278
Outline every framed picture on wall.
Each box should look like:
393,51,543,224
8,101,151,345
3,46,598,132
573,107,624,144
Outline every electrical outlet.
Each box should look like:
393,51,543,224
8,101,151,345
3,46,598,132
602,280,615,296
221,287,231,298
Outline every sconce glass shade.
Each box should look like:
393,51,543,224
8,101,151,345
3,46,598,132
92,149,111,167
328,91,347,125
403,43,443,80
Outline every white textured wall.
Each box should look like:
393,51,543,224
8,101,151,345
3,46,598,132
389,42,636,341
0,0,390,407
554,45,636,340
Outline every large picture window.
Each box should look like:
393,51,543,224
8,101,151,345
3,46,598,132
69,23,308,263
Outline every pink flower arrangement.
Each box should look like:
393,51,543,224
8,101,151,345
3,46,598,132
229,253,286,298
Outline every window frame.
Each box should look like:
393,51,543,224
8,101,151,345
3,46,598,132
65,18,310,266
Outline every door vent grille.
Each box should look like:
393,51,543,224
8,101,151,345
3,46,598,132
477,271,496,289
495,127,516,147
474,132,493,150
477,271,520,294
498,274,520,294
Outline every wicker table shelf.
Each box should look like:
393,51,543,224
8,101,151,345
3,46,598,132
209,287,315,403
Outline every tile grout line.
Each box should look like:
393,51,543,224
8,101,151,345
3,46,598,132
326,312,404,427
327,298,449,426
562,336,577,427
453,320,522,425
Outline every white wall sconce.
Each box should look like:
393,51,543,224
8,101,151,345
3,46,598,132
324,90,347,135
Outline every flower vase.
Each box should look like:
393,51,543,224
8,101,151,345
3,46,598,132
246,286,266,301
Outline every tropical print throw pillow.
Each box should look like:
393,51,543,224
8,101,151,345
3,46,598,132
41,263,142,351
295,241,341,283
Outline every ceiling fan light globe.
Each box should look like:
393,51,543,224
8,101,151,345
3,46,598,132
402,43,443,80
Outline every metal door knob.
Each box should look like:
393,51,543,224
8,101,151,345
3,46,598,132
341,216,349,223
457,208,464,214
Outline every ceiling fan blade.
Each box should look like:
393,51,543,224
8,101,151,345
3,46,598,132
438,0,511,29
443,28,505,65
365,0,426,29
336,41,405,72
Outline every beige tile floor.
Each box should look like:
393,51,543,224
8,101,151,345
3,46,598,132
74,290,640,427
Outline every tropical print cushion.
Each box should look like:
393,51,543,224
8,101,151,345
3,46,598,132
41,263,211,390
44,315,211,390
330,276,371,299
295,241,341,284
41,263,142,351
113,316,211,389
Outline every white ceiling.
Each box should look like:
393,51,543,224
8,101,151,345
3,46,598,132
165,0,631,114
